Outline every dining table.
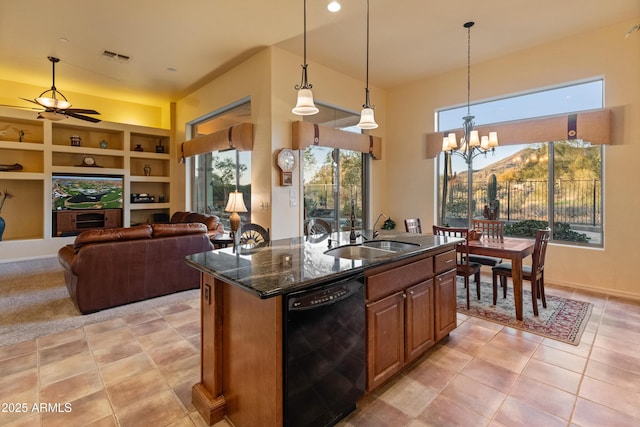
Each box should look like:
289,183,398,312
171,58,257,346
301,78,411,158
467,236,536,321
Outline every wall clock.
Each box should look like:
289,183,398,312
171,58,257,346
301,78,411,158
277,148,296,186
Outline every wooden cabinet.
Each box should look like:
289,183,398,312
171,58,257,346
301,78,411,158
365,250,456,392
366,291,404,390
54,209,122,236
405,279,435,362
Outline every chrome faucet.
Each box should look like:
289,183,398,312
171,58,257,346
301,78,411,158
372,213,388,239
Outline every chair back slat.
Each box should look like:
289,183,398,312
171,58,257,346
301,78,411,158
531,228,551,277
472,219,504,241
405,218,422,234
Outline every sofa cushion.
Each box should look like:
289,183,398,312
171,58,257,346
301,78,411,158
170,211,191,223
152,222,207,238
73,224,152,251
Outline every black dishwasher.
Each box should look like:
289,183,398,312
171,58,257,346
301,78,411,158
284,273,366,427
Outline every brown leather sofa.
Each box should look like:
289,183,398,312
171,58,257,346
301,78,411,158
170,211,224,240
58,223,213,314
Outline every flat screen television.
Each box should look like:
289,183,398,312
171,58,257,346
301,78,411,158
52,174,124,210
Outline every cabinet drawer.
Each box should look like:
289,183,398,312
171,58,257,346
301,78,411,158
367,257,433,301
434,250,456,274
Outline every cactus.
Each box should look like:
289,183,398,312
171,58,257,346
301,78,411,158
484,174,500,220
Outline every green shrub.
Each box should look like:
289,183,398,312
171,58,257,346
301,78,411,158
504,219,590,242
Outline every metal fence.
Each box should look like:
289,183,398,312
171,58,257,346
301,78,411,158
446,179,601,226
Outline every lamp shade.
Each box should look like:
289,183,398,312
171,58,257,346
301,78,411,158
292,88,319,115
225,191,248,213
357,107,378,129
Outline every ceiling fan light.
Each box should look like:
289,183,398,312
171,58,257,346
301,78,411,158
36,96,71,110
292,88,319,115
39,111,67,121
357,107,378,129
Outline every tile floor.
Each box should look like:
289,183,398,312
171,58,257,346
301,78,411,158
1,282,639,427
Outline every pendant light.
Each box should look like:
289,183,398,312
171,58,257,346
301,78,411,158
357,0,378,129
292,0,319,115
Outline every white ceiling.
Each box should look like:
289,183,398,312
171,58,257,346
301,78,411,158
1,0,638,106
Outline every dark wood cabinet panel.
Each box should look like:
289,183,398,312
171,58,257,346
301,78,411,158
366,291,405,391
405,279,435,363
435,269,457,341
54,209,122,236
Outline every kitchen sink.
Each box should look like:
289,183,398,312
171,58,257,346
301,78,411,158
324,240,420,260
361,240,420,252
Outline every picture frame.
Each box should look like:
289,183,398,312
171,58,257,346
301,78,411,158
281,171,293,186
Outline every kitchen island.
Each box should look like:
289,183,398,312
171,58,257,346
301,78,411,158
186,230,461,426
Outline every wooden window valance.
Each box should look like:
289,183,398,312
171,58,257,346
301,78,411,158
292,121,382,159
425,108,611,159
181,122,253,160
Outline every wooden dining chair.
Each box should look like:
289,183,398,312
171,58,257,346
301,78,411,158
405,218,422,234
236,223,270,249
467,219,504,267
492,228,551,316
432,225,481,309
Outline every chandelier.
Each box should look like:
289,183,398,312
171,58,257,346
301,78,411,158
442,21,497,163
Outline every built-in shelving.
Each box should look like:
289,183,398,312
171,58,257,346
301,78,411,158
0,106,172,258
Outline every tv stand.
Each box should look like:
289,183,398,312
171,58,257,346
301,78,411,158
54,209,122,237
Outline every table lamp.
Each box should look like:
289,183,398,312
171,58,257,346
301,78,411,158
225,190,248,238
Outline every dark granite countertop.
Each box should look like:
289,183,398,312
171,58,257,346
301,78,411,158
185,230,461,298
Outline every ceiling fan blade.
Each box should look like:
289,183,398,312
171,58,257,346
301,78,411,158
66,108,100,115
0,103,43,111
19,97,43,106
65,111,101,123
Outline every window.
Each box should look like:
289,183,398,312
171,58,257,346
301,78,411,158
190,101,252,229
437,80,604,246
302,105,369,233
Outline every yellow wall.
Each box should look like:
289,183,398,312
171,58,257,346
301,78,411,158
386,19,640,298
0,79,170,129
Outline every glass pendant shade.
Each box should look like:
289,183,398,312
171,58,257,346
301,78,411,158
357,107,378,129
480,135,490,149
488,131,499,147
36,93,71,110
39,111,67,121
292,88,319,115
469,130,480,147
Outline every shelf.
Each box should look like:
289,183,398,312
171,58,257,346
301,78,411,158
51,166,126,175
129,151,170,160
130,202,170,210
51,145,124,156
0,141,44,150
0,171,44,180
130,176,171,183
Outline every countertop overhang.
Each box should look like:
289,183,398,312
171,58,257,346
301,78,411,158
186,230,462,298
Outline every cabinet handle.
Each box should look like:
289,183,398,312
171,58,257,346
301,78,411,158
445,259,453,263
409,290,414,295
403,293,407,299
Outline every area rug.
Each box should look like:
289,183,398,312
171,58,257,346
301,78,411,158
456,279,592,345
0,257,199,347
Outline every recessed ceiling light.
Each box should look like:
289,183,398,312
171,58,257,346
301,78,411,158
167,67,177,72
328,1,341,13
59,37,69,43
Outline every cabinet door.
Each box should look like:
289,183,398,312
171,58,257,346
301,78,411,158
405,279,435,363
366,291,404,391
104,210,122,228
435,269,457,340
56,211,76,235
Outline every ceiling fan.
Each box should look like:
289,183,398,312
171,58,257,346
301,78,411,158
10,56,101,123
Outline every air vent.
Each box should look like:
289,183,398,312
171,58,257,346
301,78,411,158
101,50,131,63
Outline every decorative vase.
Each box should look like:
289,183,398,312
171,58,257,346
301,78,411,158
0,216,5,241
70,135,81,146
144,164,151,176
134,144,144,152
100,140,108,149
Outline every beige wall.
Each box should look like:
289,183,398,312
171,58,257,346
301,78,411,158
174,46,388,240
386,19,640,298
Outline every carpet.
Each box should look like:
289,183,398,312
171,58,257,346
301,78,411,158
456,278,592,345
0,257,199,347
